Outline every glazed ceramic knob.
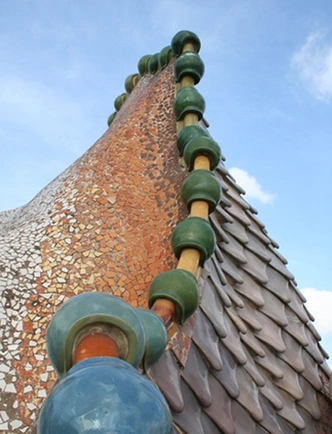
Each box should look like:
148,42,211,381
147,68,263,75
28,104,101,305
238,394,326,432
174,86,205,121
125,73,139,94
171,30,201,57
148,53,159,74
46,292,146,378
138,54,152,76
181,169,221,213
158,45,172,70
114,93,128,111
172,216,216,265
177,125,210,156
174,51,205,84
183,136,221,171
38,357,172,434
107,112,117,127
148,269,199,324
136,309,168,370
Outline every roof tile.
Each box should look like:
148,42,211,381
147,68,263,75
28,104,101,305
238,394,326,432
241,249,269,284
214,242,225,263
225,174,246,195
284,306,309,346
268,244,288,264
254,346,284,379
246,220,271,245
254,311,286,353
236,302,263,332
275,416,297,434
224,187,250,211
215,205,234,223
304,326,325,364
245,233,272,262
276,389,305,430
149,350,184,412
222,279,245,308
203,375,235,434
222,313,248,365
279,330,305,373
223,219,249,244
200,277,227,338
219,235,247,264
259,288,288,327
246,211,265,229
192,309,223,371
225,305,248,334
242,348,265,387
236,367,264,422
234,274,265,307
263,267,291,303
301,350,323,391
298,375,322,420
287,285,310,323
210,213,231,244
172,380,205,434
231,400,256,434
182,343,212,407
225,200,251,226
258,396,285,434
259,375,284,411
200,412,225,434
296,408,318,434
268,250,295,280
213,342,240,399
306,321,321,341
210,255,229,287
240,328,266,358
273,358,304,400
221,254,245,284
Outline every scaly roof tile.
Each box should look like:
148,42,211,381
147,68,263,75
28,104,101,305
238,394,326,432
182,343,212,407
192,308,223,371
203,375,235,434
236,367,264,422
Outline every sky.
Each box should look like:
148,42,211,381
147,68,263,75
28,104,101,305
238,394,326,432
1,0,332,362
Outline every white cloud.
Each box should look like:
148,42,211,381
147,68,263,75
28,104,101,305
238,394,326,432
301,287,332,335
291,32,332,102
228,167,276,204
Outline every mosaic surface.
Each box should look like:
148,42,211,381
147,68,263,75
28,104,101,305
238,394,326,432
0,62,187,432
0,49,331,434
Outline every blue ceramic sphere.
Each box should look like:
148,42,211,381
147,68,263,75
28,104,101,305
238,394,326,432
38,357,172,434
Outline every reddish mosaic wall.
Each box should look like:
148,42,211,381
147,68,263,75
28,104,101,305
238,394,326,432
0,61,187,432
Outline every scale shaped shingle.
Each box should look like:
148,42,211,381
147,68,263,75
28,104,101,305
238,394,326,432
151,116,331,432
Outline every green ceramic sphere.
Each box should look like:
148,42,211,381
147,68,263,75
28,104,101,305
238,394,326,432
148,53,160,74
136,309,167,370
181,170,221,213
138,55,152,76
46,293,146,378
174,52,205,84
148,269,199,324
114,93,128,112
171,30,201,57
172,217,216,265
174,87,205,121
158,46,172,70
183,136,221,171
177,125,210,156
107,112,117,127
125,74,139,94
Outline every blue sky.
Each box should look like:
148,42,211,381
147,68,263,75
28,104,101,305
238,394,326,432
1,0,332,361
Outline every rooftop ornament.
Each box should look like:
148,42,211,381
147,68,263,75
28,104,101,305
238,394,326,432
38,29,222,433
